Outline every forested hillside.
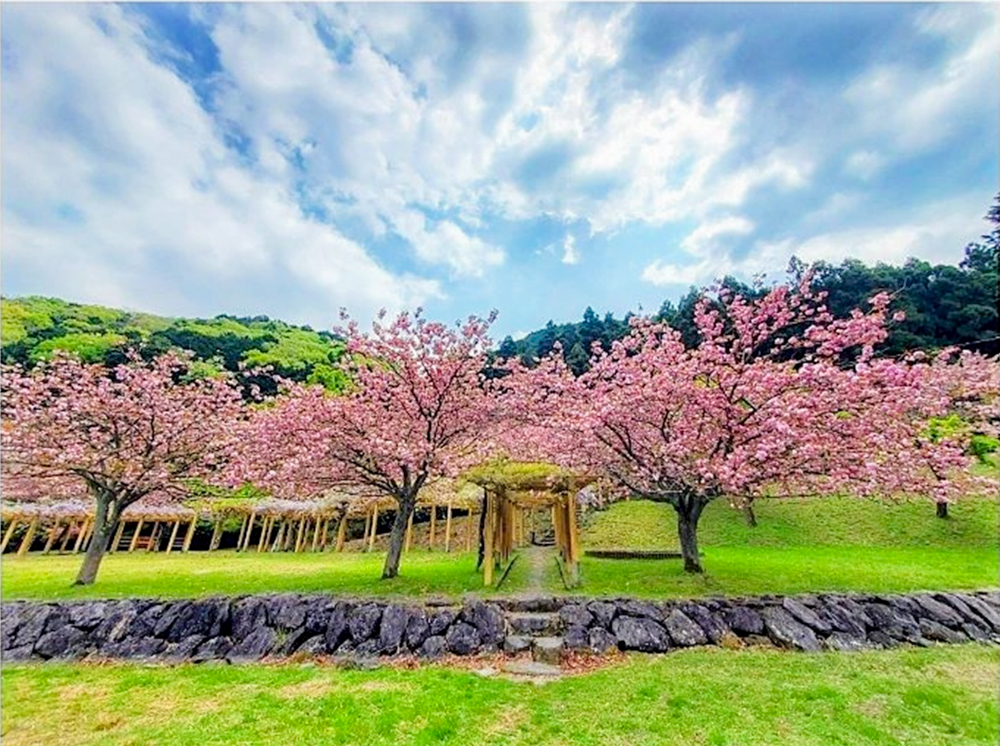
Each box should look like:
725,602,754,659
0,297,347,391
503,198,999,373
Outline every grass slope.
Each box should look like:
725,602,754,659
582,494,999,551
3,646,997,746
571,494,998,598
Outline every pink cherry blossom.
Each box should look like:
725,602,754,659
1,352,245,584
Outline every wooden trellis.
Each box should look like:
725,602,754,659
464,464,595,587
0,481,484,556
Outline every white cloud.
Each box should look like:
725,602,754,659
680,216,754,255
561,235,580,265
746,193,989,277
391,210,504,278
843,5,999,155
643,193,988,288
641,259,709,287
0,5,438,325
843,151,885,180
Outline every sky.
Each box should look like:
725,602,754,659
1,3,997,339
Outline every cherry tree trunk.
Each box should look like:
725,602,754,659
743,503,758,528
674,495,708,574
936,501,949,519
382,493,416,579
74,494,120,586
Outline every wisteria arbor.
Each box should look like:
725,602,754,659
232,310,503,579
515,279,999,573
1,353,245,584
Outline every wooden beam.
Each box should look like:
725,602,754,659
444,501,453,553
209,520,223,551
236,515,249,551
404,511,414,553
566,489,580,585
257,516,269,552
166,520,181,554
78,521,94,552
367,506,378,552
42,520,62,554
312,518,323,551
483,493,494,586
110,520,127,553
294,518,306,553
147,522,161,552
17,519,39,556
1,519,19,554
335,515,348,552
182,517,197,552
466,512,473,551
59,521,77,553
428,506,436,550
71,519,89,554
241,512,257,552
128,519,144,553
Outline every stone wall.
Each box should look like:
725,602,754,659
2,590,997,663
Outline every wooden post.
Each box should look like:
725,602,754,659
110,520,127,553
295,518,306,553
59,521,77,553
128,519,144,553
428,506,436,549
42,520,62,554
320,518,331,550
312,518,322,551
236,515,249,551
444,501,453,553
465,511,473,551
367,506,378,552
147,522,162,552
336,515,348,552
566,489,580,584
405,512,414,552
79,521,95,552
257,516,270,552
209,520,223,551
182,517,197,552
483,493,494,586
17,519,39,556
71,519,89,554
166,520,181,554
1,519,19,554
242,512,257,552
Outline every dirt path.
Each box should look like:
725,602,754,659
522,545,551,595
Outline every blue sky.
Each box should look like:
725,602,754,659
2,3,997,339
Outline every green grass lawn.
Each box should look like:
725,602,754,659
0,550,529,602
559,546,997,599
3,493,996,602
2,646,996,746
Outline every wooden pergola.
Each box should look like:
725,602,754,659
1,503,200,556
464,463,596,587
0,480,486,556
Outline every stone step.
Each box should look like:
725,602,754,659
501,660,563,681
532,636,564,665
508,612,561,636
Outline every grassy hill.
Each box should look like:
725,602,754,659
582,493,999,552
0,296,348,390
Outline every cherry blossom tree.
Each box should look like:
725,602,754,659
232,310,502,579
513,279,998,573
1,353,245,584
